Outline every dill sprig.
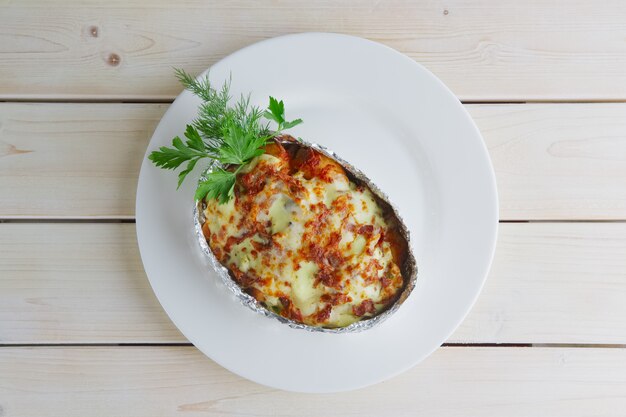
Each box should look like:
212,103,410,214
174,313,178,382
148,69,302,203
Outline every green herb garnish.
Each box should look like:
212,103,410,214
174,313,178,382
148,69,303,203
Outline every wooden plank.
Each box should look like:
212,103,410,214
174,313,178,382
2,222,625,344
2,1,626,101
0,223,184,344
456,222,626,344
472,103,626,220
3,103,626,220
0,103,165,219
1,346,625,416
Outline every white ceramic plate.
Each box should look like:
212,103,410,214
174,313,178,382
136,33,498,393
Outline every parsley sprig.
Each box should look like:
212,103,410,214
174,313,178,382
148,69,302,203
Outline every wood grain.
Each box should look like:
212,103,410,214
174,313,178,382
2,222,625,345
458,222,626,344
1,346,626,416
2,102,626,220
0,103,166,219
0,223,183,344
473,103,626,220
1,2,623,413
3,1,626,101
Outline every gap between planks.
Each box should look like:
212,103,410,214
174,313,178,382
6,98,626,104
3,219,626,223
2,343,626,348
0,98,526,105
6,97,626,104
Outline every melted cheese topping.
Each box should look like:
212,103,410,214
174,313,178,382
202,142,405,328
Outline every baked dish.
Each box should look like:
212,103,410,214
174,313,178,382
150,70,416,330
199,137,408,328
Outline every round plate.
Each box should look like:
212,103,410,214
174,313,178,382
136,33,498,393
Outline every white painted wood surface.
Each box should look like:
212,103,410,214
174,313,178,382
0,223,182,344
1,222,625,345
2,346,626,417
1,1,625,414
0,103,165,219
2,103,626,220
2,1,626,101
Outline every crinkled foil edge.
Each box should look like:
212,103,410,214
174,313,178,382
193,138,418,333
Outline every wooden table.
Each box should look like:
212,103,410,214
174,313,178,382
2,1,626,415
